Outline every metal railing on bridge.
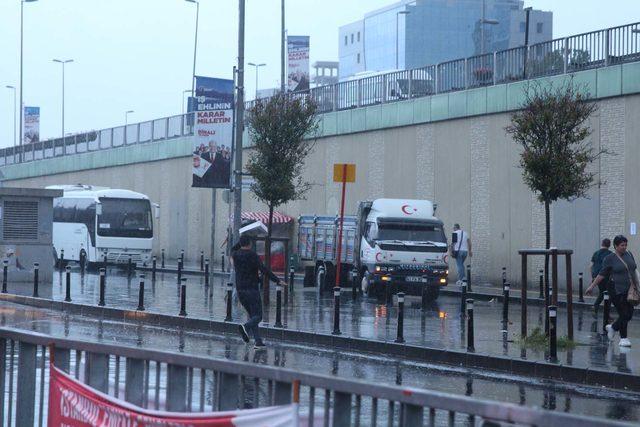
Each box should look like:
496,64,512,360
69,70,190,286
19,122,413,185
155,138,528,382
2,22,639,167
0,327,631,427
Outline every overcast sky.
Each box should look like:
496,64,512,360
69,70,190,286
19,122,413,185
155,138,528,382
0,0,638,147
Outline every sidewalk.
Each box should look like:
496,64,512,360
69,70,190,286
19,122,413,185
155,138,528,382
22,266,638,376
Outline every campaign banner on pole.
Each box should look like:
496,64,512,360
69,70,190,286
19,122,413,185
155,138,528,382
191,76,234,189
287,35,310,92
48,363,302,426
23,106,40,144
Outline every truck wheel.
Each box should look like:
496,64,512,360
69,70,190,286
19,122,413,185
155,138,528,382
424,285,440,302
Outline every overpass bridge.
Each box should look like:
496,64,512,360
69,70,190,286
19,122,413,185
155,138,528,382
2,22,640,286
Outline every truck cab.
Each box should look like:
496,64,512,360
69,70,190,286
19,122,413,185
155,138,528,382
357,199,449,301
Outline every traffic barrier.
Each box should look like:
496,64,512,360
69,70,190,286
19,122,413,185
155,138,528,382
33,263,39,297
98,268,106,307
275,284,283,328
65,266,72,303
395,292,405,343
225,282,233,321
332,287,341,335
502,283,510,324
467,299,475,352
549,305,558,362
137,275,145,311
179,279,187,317
603,291,610,334
2,260,7,293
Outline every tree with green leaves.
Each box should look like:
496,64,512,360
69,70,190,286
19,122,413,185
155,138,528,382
506,79,604,288
245,92,319,303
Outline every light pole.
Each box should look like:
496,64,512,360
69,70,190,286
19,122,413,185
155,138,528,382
52,59,73,154
233,0,246,246
182,89,193,115
19,0,39,161
185,0,199,96
281,0,285,92
248,63,266,100
5,86,16,149
396,10,410,70
480,0,499,55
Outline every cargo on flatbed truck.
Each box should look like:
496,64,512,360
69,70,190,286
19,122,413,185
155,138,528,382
298,198,449,301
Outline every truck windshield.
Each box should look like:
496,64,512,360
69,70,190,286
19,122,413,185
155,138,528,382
373,223,445,243
97,198,152,238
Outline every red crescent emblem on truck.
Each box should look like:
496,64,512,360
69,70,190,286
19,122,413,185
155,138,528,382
376,252,382,262
401,205,416,215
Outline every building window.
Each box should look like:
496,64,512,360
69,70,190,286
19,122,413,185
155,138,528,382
357,31,361,42
357,53,361,64
344,35,347,46
519,22,526,32
351,33,354,44
537,22,543,34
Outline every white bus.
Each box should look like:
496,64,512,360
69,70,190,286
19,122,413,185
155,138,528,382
46,185,158,268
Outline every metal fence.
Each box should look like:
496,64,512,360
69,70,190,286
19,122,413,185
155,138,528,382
2,22,639,167
0,327,633,427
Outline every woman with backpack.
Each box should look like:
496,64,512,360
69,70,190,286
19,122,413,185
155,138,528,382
586,235,640,347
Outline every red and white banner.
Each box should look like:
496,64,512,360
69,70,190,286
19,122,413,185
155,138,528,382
48,364,300,426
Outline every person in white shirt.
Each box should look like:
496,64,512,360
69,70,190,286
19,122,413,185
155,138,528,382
451,224,472,284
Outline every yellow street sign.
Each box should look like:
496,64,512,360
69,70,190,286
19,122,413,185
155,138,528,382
333,163,356,183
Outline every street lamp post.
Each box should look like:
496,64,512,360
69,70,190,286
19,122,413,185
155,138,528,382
19,0,39,162
281,0,285,92
185,0,199,96
480,0,499,55
5,86,16,149
248,63,266,100
396,10,410,70
52,59,73,154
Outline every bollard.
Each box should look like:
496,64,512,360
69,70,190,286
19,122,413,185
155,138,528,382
2,260,7,293
179,278,187,316
502,267,507,286
65,266,72,302
204,259,210,287
221,254,225,273
421,275,429,310
60,249,65,271
603,291,610,334
460,280,467,316
466,265,472,292
152,256,157,281
161,249,165,268
467,299,475,352
578,272,584,303
98,268,106,306
549,305,558,362
137,275,145,311
177,259,183,284
395,292,405,343
351,268,358,301
180,249,185,265
332,287,341,335
502,282,510,324
127,255,133,277
200,251,204,272
275,283,283,328
539,269,544,299
33,263,39,297
225,282,233,321
80,252,86,275
289,267,295,296
103,252,108,272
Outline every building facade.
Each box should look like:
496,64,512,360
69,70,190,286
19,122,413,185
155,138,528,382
339,0,552,79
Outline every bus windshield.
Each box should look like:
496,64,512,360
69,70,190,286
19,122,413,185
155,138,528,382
369,222,446,244
97,198,152,238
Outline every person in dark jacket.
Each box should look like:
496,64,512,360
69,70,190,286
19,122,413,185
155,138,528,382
231,234,285,349
590,238,612,315
586,235,637,347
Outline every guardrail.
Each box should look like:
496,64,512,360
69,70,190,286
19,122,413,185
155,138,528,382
0,327,632,427
2,22,639,167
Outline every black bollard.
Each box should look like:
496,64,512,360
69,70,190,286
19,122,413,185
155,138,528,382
289,267,295,296
221,254,225,273
98,268,106,306
80,252,86,275
180,249,185,266
460,280,467,316
59,249,65,271
161,249,165,268
179,278,187,316
177,258,183,284
152,256,157,281
65,266,72,302
351,268,358,301
467,299,475,352
33,263,39,297
103,253,108,273
127,255,133,278
200,251,204,272
466,265,472,292
275,283,283,328
421,275,428,311
225,282,233,321
502,267,507,286
2,260,8,293
395,292,405,343
332,287,341,335
578,272,584,303
502,282,510,324
549,305,558,362
204,259,210,287
137,275,145,311
539,269,544,299
603,291,610,334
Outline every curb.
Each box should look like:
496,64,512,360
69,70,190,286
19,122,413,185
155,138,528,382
0,292,637,393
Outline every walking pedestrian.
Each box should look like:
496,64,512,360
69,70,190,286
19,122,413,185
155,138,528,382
231,234,286,349
586,235,638,347
450,224,472,284
590,238,612,316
